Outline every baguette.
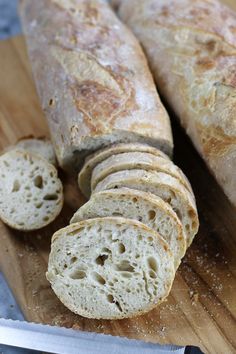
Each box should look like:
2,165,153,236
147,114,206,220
115,0,236,207
19,0,173,171
0,150,63,231
46,217,175,319
94,170,199,246
79,143,169,198
70,188,186,269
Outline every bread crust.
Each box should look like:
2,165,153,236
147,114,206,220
19,0,173,171
116,0,236,207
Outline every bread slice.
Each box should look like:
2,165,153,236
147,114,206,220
0,150,63,231
71,188,186,269
79,143,170,198
46,217,175,319
94,170,199,246
91,151,192,193
4,137,57,166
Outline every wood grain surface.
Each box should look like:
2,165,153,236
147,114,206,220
0,1,236,352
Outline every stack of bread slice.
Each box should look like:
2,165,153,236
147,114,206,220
47,143,198,320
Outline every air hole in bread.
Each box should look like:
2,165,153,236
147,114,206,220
24,186,30,190
149,270,157,279
186,224,190,231
148,210,156,221
18,222,24,226
120,271,132,278
43,193,58,201
138,235,143,241
132,197,138,203
3,160,9,167
192,221,197,229
107,294,114,303
34,175,43,189
147,257,158,272
50,172,54,177
118,243,126,254
91,272,106,285
49,98,54,106
10,208,15,214
70,269,86,280
43,216,49,222
12,180,20,192
101,247,111,254
111,212,123,217
107,295,122,312
95,254,108,266
147,236,153,242
115,260,134,272
35,202,43,209
70,256,78,264
126,288,131,293
174,208,182,221
27,193,32,198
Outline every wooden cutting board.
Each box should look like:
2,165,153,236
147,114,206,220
0,4,236,352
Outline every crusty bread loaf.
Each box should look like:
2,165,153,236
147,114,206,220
94,170,199,246
79,143,170,198
115,0,236,207
46,217,175,319
19,0,173,172
71,188,186,269
5,138,57,166
91,151,192,193
0,150,63,231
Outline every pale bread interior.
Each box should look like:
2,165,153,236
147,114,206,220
0,150,63,231
47,217,175,319
71,188,186,269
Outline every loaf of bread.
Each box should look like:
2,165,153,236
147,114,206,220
19,0,173,171
70,188,186,269
79,143,170,198
46,217,175,319
114,0,236,207
94,170,199,246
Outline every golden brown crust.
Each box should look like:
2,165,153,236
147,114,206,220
19,0,173,170
116,0,236,206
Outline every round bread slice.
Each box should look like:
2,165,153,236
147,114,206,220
4,137,57,166
0,150,63,231
70,188,186,269
78,143,170,198
94,170,199,247
91,151,192,193
46,217,175,319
